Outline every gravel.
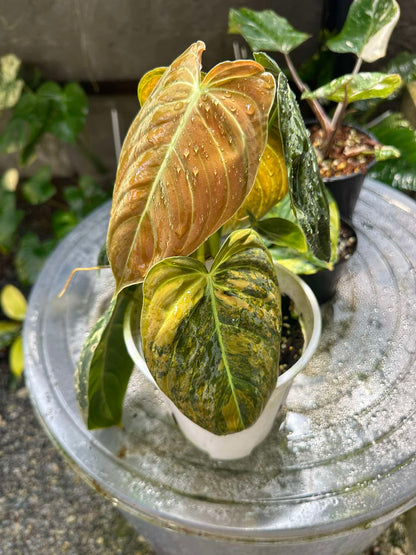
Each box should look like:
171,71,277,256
0,360,411,555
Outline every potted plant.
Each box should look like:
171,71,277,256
73,41,331,460
228,0,403,220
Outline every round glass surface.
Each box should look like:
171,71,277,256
24,179,416,540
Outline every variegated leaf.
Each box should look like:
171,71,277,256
226,128,288,230
141,228,281,435
107,41,275,293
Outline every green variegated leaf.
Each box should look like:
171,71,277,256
268,189,340,274
228,8,310,54
374,144,401,161
75,292,135,429
302,72,401,104
141,229,281,435
254,52,331,262
326,0,400,62
107,41,275,294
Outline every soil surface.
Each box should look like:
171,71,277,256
279,294,304,374
309,124,376,179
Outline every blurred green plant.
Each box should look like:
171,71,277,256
0,54,111,287
0,284,26,383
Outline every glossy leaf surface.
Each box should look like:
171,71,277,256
107,42,275,293
75,292,134,429
141,229,281,435
303,72,401,104
326,0,400,62
254,52,331,262
137,67,167,106
228,8,310,54
226,128,288,230
369,112,416,191
268,190,340,274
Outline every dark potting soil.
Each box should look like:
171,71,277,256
279,294,304,374
309,124,376,179
337,221,357,263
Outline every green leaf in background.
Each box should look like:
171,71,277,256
228,8,310,54
303,72,401,104
0,181,24,253
0,54,24,111
368,112,416,191
374,144,401,161
141,228,281,435
0,284,27,321
0,321,21,350
22,166,56,205
3,80,88,165
75,292,135,429
51,210,79,239
268,189,340,274
385,52,416,85
15,233,56,285
326,0,400,63
254,52,331,263
64,175,108,220
9,335,24,378
255,218,307,252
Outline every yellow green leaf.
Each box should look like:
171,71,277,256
1,285,27,321
226,128,288,230
9,335,24,378
137,67,166,106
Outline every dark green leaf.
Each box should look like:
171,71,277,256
268,188,340,274
228,8,310,55
97,244,109,266
52,210,79,239
0,187,23,253
141,228,281,435
385,52,416,84
22,166,56,205
254,52,331,262
0,118,27,154
302,72,402,104
0,321,21,350
47,83,88,143
15,233,56,285
255,217,307,251
75,292,135,429
326,0,400,62
63,186,85,218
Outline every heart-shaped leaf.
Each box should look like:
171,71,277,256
228,8,310,54
254,52,331,262
302,72,401,104
141,228,281,435
75,291,136,429
326,0,400,63
107,41,275,294
225,128,288,230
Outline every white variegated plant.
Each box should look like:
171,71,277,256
75,42,331,435
229,0,402,160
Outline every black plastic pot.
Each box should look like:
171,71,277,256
300,220,357,304
324,160,375,221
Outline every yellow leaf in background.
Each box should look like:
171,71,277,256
1,285,27,321
2,168,19,192
226,129,288,230
137,67,166,106
9,335,24,378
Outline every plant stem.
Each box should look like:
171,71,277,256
323,84,349,159
284,53,333,134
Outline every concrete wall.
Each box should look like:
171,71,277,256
0,0,323,82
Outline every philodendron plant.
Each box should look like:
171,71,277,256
75,42,330,436
229,0,403,163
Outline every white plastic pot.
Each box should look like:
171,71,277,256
124,264,321,460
